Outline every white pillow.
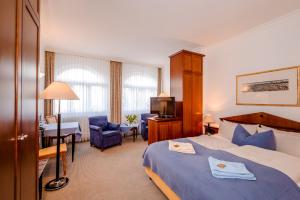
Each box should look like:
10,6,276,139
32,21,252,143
258,126,300,158
218,120,258,141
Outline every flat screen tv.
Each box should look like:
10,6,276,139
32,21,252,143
150,97,175,118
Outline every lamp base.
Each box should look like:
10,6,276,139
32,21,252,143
45,177,69,191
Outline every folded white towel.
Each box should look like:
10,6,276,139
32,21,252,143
208,156,256,180
169,140,195,154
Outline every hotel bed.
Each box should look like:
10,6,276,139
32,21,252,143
143,112,300,200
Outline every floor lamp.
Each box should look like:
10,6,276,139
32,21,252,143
40,81,79,191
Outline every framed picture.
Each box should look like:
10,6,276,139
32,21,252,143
236,66,300,106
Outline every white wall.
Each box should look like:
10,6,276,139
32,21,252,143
38,46,45,116
162,64,170,95
199,10,300,122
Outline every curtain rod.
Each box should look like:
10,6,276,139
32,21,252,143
46,50,162,69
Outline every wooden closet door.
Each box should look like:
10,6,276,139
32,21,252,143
19,1,39,199
28,0,39,15
183,72,193,137
191,54,203,135
0,0,17,199
192,74,203,135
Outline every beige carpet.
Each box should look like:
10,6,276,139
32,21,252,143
43,137,167,200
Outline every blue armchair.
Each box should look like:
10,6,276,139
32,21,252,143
89,116,122,151
140,113,156,141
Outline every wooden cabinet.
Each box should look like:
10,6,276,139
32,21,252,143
170,50,204,137
29,0,40,16
148,118,182,145
0,0,39,199
169,121,183,139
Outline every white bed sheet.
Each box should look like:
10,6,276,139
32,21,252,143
225,145,300,185
189,135,238,150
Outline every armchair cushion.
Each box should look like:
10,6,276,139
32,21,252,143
102,130,121,137
108,122,120,131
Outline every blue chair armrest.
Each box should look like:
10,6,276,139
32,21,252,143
108,122,120,131
141,120,147,129
90,125,101,131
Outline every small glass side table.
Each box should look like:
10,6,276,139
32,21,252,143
120,123,139,142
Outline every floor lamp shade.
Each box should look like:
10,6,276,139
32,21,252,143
40,81,79,100
40,81,79,191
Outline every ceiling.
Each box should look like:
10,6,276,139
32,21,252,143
41,0,300,67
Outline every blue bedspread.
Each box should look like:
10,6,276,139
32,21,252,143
143,139,300,200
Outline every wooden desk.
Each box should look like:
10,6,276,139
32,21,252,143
41,122,81,162
148,118,182,145
39,144,68,176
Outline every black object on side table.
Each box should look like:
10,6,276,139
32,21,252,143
204,124,219,135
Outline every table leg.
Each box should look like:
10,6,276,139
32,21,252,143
72,134,75,162
136,128,138,141
39,173,42,200
42,137,45,148
41,129,45,148
62,153,67,176
133,128,136,142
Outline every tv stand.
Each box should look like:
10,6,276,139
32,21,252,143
148,117,182,145
155,115,175,119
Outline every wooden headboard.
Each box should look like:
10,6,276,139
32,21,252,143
220,112,300,133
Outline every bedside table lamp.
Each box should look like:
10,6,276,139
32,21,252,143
203,114,214,135
40,81,79,191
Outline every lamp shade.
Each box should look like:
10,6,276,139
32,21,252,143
203,114,214,124
40,81,79,100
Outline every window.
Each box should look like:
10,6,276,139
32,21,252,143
122,63,158,118
54,53,110,116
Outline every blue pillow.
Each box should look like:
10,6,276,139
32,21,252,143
232,124,276,150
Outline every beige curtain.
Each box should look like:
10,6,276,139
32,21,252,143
157,67,162,96
44,51,55,116
110,61,122,123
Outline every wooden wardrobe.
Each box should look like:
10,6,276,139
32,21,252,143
0,0,40,199
170,50,204,137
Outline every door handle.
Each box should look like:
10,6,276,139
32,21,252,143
17,134,28,141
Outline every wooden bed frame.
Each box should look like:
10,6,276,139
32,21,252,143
220,112,300,133
145,112,300,200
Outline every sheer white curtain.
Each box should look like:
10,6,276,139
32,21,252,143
122,63,158,120
54,53,110,141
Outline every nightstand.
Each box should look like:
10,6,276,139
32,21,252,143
204,123,219,135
